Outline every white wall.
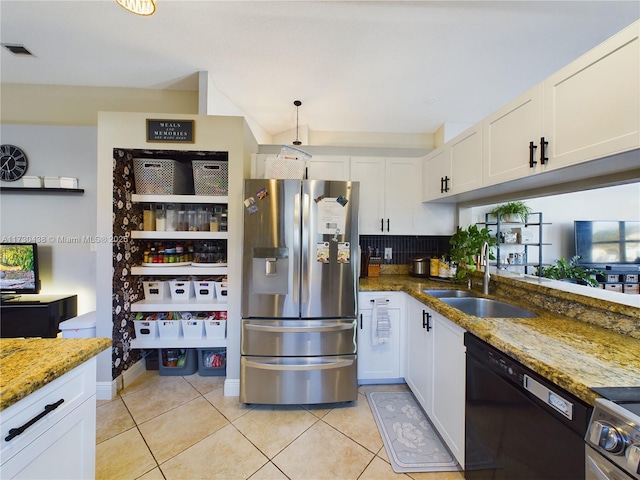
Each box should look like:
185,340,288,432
0,125,98,314
470,182,640,264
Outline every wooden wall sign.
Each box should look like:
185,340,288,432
146,119,195,143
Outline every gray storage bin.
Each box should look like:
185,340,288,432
159,348,197,376
197,348,226,376
133,158,194,195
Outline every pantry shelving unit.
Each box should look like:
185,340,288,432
129,193,228,350
478,212,551,276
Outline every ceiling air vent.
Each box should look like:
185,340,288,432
3,44,33,56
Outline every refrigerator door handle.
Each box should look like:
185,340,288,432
300,191,311,304
293,191,302,304
244,323,356,333
243,358,355,371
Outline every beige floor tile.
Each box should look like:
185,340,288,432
204,387,256,422
301,401,346,419
233,404,319,458
121,375,200,424
272,420,374,480
137,467,166,480
322,392,383,453
183,372,225,395
139,396,230,464
248,461,290,480
160,423,268,480
96,427,157,480
360,456,412,479
120,370,168,395
96,396,135,444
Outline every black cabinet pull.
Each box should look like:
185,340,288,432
443,176,450,193
386,219,390,232
540,137,549,165
360,313,363,329
529,141,538,168
5,399,64,442
422,310,431,331
440,177,445,193
380,218,384,232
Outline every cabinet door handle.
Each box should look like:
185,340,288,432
440,176,445,193
360,313,363,329
5,398,64,442
529,141,538,168
380,218,384,232
386,219,390,232
422,310,431,331
540,137,549,165
443,176,450,193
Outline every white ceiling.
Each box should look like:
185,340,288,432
1,1,639,139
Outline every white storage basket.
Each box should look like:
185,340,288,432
169,280,194,300
181,320,204,339
143,281,169,300
193,280,216,301
158,320,181,339
205,319,226,339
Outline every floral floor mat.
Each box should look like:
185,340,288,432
366,391,461,473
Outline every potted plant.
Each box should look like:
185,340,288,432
488,201,532,223
536,255,602,287
449,224,498,281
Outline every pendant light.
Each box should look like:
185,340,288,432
115,0,156,16
293,100,302,146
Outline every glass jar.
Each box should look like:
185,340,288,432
209,213,220,232
177,206,188,231
155,204,166,231
143,204,156,231
197,206,209,231
165,203,177,231
187,208,198,231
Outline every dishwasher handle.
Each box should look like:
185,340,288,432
523,374,574,420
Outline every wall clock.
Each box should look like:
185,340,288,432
0,144,28,182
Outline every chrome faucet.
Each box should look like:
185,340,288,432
481,241,490,295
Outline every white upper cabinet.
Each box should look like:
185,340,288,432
542,20,640,170
424,123,484,201
351,156,420,235
482,85,544,187
306,155,351,180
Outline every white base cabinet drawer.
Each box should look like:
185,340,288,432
0,358,97,479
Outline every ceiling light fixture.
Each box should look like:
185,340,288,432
293,100,302,146
115,0,156,16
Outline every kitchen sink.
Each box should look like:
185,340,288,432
439,297,537,318
422,289,478,298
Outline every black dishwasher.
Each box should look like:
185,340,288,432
464,333,592,480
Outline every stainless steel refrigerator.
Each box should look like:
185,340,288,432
240,179,359,404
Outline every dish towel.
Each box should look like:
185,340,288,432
372,298,391,345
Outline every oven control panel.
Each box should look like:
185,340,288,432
586,399,640,479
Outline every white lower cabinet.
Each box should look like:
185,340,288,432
404,294,466,466
0,358,97,479
357,292,403,382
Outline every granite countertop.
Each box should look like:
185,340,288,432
0,338,111,411
360,273,640,406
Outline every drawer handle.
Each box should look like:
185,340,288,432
5,398,64,442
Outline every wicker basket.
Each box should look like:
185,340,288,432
192,160,228,195
133,158,193,195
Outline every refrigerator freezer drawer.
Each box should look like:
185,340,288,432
241,319,357,356
240,355,357,404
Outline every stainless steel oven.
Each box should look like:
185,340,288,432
585,391,640,480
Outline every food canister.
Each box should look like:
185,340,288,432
408,256,430,277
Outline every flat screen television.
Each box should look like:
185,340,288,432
0,243,41,297
574,221,640,265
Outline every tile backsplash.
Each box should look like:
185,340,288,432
359,235,452,265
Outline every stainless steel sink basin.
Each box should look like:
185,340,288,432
423,289,478,298
439,297,537,318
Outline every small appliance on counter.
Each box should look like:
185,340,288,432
367,256,381,277
408,255,430,277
